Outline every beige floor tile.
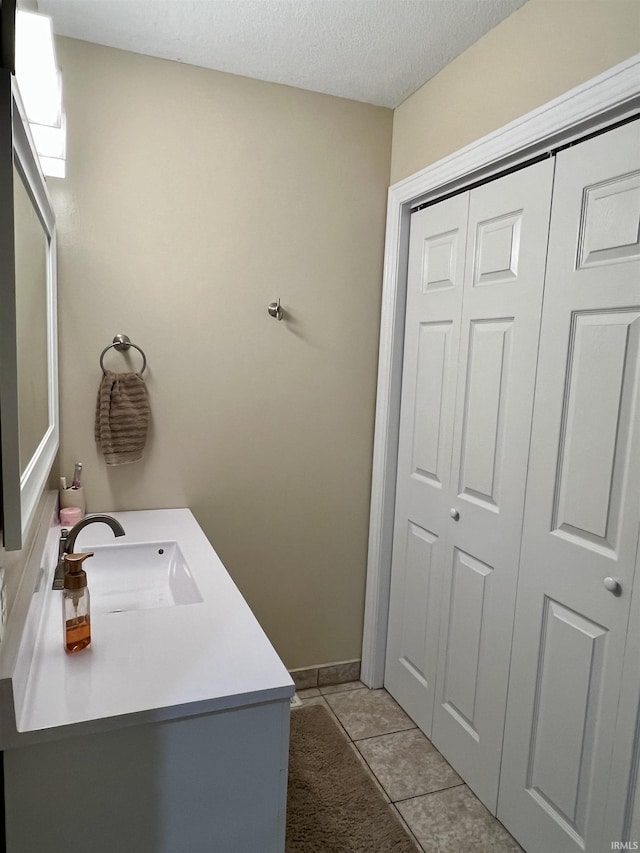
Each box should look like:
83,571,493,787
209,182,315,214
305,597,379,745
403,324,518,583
325,688,416,740
297,687,321,699
396,786,523,853
319,680,366,696
390,804,424,852
347,743,391,803
357,728,462,802
297,694,330,710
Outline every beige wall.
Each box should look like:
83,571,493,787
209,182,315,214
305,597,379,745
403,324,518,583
391,0,640,183
51,38,392,669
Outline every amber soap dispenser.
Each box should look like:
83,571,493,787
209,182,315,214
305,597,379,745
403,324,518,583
63,552,93,653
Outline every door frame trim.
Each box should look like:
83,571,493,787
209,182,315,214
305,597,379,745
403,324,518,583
362,53,640,688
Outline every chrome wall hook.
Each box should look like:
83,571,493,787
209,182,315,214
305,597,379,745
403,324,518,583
268,299,284,321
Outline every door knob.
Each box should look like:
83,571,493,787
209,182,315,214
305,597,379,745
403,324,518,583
450,508,460,521
603,577,621,594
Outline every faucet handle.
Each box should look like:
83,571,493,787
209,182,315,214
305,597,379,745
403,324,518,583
58,529,70,558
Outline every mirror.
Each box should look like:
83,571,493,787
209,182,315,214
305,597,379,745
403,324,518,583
14,163,49,473
0,73,58,550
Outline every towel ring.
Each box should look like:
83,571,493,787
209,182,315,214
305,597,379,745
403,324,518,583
100,334,147,375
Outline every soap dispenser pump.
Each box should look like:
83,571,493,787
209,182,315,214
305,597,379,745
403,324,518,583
63,552,94,653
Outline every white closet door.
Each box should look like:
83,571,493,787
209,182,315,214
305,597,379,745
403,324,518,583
430,159,555,812
385,192,468,733
498,120,640,853
385,159,554,773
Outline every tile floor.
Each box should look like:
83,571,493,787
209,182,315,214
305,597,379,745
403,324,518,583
293,682,523,853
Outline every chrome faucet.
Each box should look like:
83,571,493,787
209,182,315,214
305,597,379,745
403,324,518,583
53,514,126,590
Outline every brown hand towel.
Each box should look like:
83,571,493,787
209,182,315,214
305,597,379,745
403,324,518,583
95,370,150,465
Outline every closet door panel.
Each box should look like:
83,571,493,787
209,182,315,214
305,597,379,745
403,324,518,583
553,309,639,553
498,120,640,853
456,317,513,509
431,158,555,813
440,547,493,728
525,599,607,825
384,193,468,734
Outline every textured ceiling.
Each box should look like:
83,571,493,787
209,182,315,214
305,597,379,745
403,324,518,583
34,0,528,108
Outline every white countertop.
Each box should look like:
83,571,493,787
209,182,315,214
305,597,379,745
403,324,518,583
12,509,294,742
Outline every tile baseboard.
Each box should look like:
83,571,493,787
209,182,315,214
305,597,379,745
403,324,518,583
290,660,361,691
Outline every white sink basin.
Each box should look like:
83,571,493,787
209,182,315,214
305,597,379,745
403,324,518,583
86,540,203,613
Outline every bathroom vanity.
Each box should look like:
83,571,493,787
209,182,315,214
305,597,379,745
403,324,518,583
0,502,294,852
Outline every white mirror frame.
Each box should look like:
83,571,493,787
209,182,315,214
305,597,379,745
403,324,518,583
0,73,58,550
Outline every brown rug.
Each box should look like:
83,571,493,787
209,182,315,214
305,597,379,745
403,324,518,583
286,704,418,852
